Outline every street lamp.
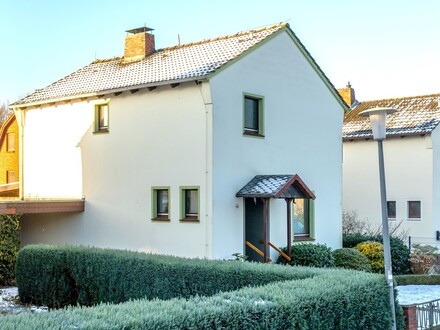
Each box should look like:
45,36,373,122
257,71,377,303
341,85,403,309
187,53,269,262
359,107,397,330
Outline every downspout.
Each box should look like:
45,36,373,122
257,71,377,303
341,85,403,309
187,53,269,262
13,108,25,200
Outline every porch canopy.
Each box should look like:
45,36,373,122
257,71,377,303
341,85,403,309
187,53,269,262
236,174,315,262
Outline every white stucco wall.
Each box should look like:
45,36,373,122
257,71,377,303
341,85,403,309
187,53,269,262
431,128,440,244
209,30,344,259
21,83,212,258
343,135,433,244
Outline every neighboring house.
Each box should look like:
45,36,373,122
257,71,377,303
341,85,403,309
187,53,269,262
343,93,440,247
7,23,346,261
0,114,19,197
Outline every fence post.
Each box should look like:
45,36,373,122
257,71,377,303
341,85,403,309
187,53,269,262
402,305,417,330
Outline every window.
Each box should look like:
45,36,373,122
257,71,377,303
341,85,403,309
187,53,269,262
243,94,264,136
6,133,15,152
292,199,314,239
180,187,199,221
408,201,421,220
95,103,109,132
6,171,15,183
151,187,170,220
387,201,396,219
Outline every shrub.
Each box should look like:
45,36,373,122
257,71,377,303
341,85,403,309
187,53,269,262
395,274,440,286
6,263,404,329
409,244,438,274
0,214,20,286
344,233,410,275
355,241,384,273
276,243,335,268
332,248,372,272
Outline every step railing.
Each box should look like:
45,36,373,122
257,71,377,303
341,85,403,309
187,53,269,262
245,241,271,262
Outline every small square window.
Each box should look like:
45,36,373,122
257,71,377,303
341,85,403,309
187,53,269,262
6,171,15,183
152,187,170,220
180,187,199,221
7,133,15,152
243,94,264,137
408,201,421,219
95,104,109,133
387,201,396,219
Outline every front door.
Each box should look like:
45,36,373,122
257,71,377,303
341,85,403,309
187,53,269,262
244,198,268,262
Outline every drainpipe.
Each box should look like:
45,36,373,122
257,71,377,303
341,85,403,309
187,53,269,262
13,108,25,200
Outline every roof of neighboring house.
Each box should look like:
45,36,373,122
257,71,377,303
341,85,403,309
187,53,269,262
0,113,16,147
12,23,347,110
236,174,315,199
343,93,440,140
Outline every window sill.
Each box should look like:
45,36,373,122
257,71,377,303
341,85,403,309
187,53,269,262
6,150,15,153
93,129,109,134
388,218,397,221
407,218,422,221
293,236,315,242
180,217,199,223
152,216,170,222
243,131,264,138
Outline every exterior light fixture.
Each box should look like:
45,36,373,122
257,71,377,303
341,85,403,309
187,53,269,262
360,106,397,330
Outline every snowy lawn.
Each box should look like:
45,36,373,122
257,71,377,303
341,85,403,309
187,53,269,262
397,285,440,305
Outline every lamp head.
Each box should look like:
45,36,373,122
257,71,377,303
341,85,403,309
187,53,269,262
359,107,397,140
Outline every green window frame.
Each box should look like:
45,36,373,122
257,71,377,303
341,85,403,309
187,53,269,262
94,103,109,133
292,198,315,241
151,187,170,221
179,186,200,222
243,93,264,137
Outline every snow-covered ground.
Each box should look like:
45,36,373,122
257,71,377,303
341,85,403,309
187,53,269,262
0,287,47,315
397,285,440,305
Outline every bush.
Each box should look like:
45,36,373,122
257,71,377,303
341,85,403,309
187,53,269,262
332,248,372,272
343,233,410,275
395,274,440,286
0,214,20,286
16,244,313,308
355,241,384,273
6,263,404,329
276,243,335,268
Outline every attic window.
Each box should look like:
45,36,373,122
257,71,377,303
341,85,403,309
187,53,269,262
94,103,109,133
243,94,264,137
7,133,15,152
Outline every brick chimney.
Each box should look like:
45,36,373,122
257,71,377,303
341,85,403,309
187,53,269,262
337,82,356,108
123,27,155,63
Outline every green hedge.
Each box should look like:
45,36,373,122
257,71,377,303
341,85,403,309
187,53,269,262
16,245,313,308
276,243,335,268
6,266,404,329
395,274,440,286
0,214,20,286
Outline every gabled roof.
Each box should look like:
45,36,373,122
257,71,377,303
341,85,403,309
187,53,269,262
236,174,315,199
343,93,440,140
12,23,347,111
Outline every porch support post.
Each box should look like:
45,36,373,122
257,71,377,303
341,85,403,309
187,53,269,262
262,198,269,263
285,198,292,258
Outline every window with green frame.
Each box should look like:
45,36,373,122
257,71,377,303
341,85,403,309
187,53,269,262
94,103,109,133
151,187,170,220
243,93,264,137
180,186,199,221
292,198,315,240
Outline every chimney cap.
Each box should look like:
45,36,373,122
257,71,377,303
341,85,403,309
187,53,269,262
126,27,154,35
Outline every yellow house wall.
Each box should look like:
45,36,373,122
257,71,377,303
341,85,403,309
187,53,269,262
0,117,19,184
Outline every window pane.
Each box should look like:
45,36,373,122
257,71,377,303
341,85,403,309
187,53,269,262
99,105,108,130
244,97,259,131
7,171,15,183
185,189,198,216
7,133,14,151
157,190,168,214
293,199,309,236
387,201,396,219
408,201,421,218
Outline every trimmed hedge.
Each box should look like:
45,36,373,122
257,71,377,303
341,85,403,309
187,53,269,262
0,214,20,286
6,264,404,329
276,243,335,268
16,245,313,308
395,274,440,286
343,233,411,275
332,248,372,272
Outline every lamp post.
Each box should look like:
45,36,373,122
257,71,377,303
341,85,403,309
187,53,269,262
359,107,397,330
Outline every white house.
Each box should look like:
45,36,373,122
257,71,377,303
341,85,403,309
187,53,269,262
7,23,345,261
343,93,440,247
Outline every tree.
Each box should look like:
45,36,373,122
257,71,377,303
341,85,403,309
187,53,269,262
0,101,11,125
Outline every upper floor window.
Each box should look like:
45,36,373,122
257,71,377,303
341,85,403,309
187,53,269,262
152,187,170,221
408,201,421,220
7,133,15,152
387,201,396,219
180,187,199,221
95,103,109,133
243,94,264,137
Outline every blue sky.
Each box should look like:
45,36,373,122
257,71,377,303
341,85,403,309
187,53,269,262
1,0,439,104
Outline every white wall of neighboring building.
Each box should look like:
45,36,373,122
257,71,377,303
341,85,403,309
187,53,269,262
209,30,344,259
21,82,212,258
343,135,433,244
